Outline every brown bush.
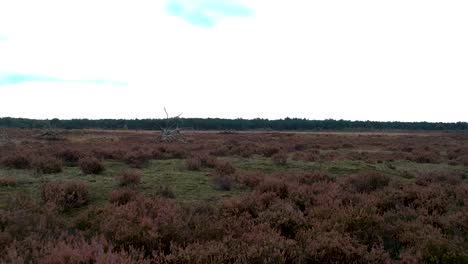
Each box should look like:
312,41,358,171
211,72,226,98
117,171,142,187
109,188,139,205
272,152,288,166
262,147,280,157
213,175,234,191
415,171,463,186
1,152,31,169
78,157,104,174
345,172,390,193
0,177,17,187
123,150,151,168
411,151,440,164
214,161,236,176
185,157,202,171
55,148,82,165
32,156,63,174
99,197,184,254
41,180,89,211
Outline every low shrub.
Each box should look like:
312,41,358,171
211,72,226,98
79,157,104,174
213,175,234,191
272,153,288,166
411,151,439,164
55,148,82,165
109,188,139,205
345,172,390,193
415,171,465,186
32,156,63,174
262,147,280,157
0,177,17,187
123,150,151,168
185,157,202,171
214,161,236,176
156,185,176,198
1,152,31,169
117,171,142,187
41,180,89,211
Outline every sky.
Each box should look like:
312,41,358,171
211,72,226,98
0,0,467,122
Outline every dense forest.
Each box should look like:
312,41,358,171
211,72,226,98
1,117,468,131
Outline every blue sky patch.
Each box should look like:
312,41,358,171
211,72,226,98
0,73,127,86
166,0,253,27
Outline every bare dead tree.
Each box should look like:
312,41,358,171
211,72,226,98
156,107,187,143
38,119,62,140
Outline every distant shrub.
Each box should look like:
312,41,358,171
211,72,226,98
79,157,104,174
199,155,217,168
298,171,334,184
415,171,463,186
342,143,354,149
117,171,142,187
123,150,151,168
109,188,139,205
238,172,264,188
41,180,89,211
411,151,439,164
457,154,468,166
215,161,236,176
345,172,390,193
262,147,280,157
185,157,202,171
1,152,31,169
0,177,17,187
55,148,82,165
213,175,234,191
272,153,288,166
32,156,63,174
156,185,176,198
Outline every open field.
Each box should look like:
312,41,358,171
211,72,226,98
0,129,467,263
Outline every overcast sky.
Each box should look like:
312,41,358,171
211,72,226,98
0,0,467,122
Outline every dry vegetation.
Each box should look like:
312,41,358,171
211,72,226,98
0,129,467,263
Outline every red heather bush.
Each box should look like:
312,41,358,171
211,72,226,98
262,147,280,157
298,171,335,185
185,157,202,171
185,155,218,171
212,175,234,191
155,185,176,198
32,156,63,174
415,171,464,186
238,172,264,189
297,230,389,263
78,157,104,174
410,151,440,164
123,150,151,168
272,152,288,166
214,160,236,176
117,171,142,187
55,148,82,165
2,235,148,264
345,172,390,193
99,197,184,254
109,188,139,205
198,154,217,168
41,180,89,211
0,177,17,187
1,152,31,169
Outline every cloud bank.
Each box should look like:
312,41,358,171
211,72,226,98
166,0,253,27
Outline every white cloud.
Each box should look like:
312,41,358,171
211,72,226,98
0,0,467,121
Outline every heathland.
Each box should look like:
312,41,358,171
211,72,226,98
0,129,467,263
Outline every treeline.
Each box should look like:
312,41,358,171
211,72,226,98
1,117,468,131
